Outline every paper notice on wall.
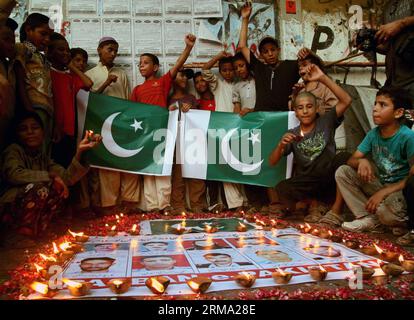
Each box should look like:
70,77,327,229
134,19,163,56
164,19,193,56
164,0,192,15
133,0,162,16
29,0,62,13
67,0,98,16
102,18,132,55
69,18,102,56
194,20,223,58
102,0,131,15
193,0,223,18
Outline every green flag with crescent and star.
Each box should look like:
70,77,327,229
77,90,178,176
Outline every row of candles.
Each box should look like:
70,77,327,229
297,222,414,277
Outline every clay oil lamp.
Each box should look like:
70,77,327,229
308,265,328,281
146,276,170,295
399,255,414,272
272,268,293,284
186,277,212,294
234,272,256,288
68,230,89,243
374,244,399,263
236,222,247,232
108,278,132,294
63,279,93,297
129,224,139,236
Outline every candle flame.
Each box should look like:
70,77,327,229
63,279,82,288
150,278,165,293
181,220,186,228
39,254,57,262
187,280,199,291
34,263,44,273
181,212,186,217
177,224,182,231
206,225,212,232
305,223,311,229
68,230,84,237
120,213,124,217
238,222,246,228
52,242,59,254
59,242,71,252
276,268,286,276
374,244,384,254
319,265,327,272
113,280,123,287
115,214,120,220
399,255,405,263
30,282,48,295
105,224,109,227
111,225,116,231
328,231,333,236
131,224,137,232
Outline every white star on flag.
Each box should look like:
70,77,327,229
130,119,143,132
248,132,261,146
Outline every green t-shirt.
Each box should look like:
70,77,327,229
358,125,414,184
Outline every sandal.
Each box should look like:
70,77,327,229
267,203,288,219
396,231,414,247
305,203,330,223
319,210,344,227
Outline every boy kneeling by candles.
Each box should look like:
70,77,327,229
336,87,414,234
0,112,102,247
268,64,352,221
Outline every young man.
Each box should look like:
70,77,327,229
268,64,352,221
336,87,414,234
130,34,196,213
238,1,311,112
141,255,176,271
80,257,115,272
86,37,140,215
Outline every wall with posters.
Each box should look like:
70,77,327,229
11,0,386,88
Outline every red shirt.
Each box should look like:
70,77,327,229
51,69,87,136
130,72,172,107
197,98,216,111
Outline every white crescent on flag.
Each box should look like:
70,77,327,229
101,112,144,158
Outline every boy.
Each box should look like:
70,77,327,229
47,33,93,167
130,34,196,213
202,51,248,212
291,53,338,114
86,37,140,215
238,1,310,112
232,52,255,116
70,47,88,73
194,71,216,111
268,64,352,220
336,87,414,234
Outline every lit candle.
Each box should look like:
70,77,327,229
234,272,256,288
319,230,331,239
145,276,170,295
57,242,75,263
33,263,50,279
359,244,378,256
108,278,132,294
399,255,414,272
311,229,320,236
39,254,57,269
108,225,117,236
129,224,139,236
343,239,359,249
29,281,56,298
186,277,212,294
63,279,93,297
272,268,293,284
303,223,312,233
172,224,185,235
205,225,218,233
374,244,399,263
236,222,247,232
308,265,328,281
68,230,89,243
328,231,342,243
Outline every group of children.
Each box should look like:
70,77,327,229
1,1,414,247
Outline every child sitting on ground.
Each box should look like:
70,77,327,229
0,112,101,247
336,87,414,234
268,64,352,221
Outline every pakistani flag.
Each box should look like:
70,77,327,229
77,90,178,176
179,110,299,187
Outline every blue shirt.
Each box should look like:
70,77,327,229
358,125,414,184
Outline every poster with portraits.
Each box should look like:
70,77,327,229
28,219,386,299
